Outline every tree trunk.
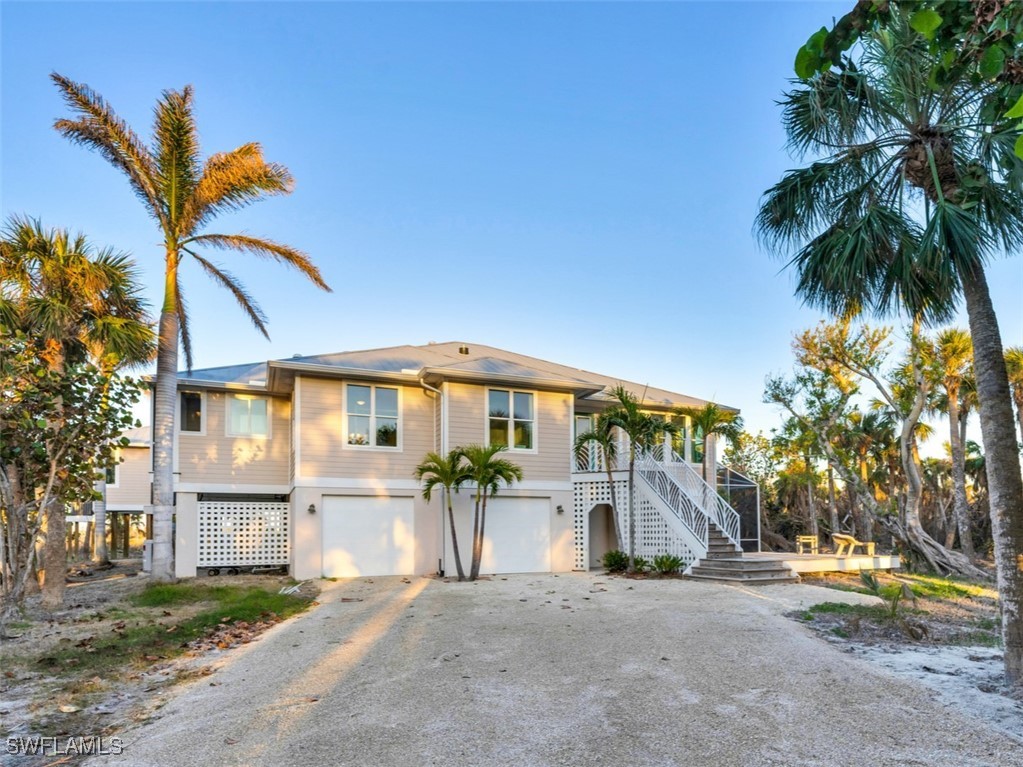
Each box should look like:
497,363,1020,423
41,497,66,611
446,488,466,581
604,450,624,552
961,266,1023,686
93,478,109,565
827,466,839,541
469,489,482,581
805,456,818,538
946,386,974,559
1011,381,1023,445
151,254,180,582
627,454,636,570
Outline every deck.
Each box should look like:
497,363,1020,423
746,551,901,575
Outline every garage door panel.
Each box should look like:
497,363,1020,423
322,496,414,577
476,497,551,574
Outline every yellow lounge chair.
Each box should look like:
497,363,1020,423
832,533,875,556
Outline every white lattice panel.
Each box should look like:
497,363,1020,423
198,501,290,567
573,479,699,570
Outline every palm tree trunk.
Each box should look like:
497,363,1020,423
946,386,974,559
92,478,109,565
151,256,179,582
446,488,466,581
827,466,839,541
41,496,66,610
627,452,636,571
961,266,1023,686
469,488,482,581
604,464,624,552
476,491,489,579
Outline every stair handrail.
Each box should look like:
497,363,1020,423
634,451,709,548
645,445,742,546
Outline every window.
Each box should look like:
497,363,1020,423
488,389,534,450
180,391,203,433
227,395,270,437
345,384,400,448
105,462,118,487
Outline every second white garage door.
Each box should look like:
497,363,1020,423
322,495,414,578
477,497,551,574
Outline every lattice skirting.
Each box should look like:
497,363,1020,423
198,501,290,567
573,480,699,570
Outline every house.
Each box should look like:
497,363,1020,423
114,342,761,579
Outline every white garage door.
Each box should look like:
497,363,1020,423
478,497,550,574
322,495,415,578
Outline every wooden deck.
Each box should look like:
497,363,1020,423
746,551,901,575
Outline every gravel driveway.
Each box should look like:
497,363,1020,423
90,574,1021,767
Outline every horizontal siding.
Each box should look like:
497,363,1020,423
107,446,150,506
446,382,571,482
177,391,291,485
299,376,436,480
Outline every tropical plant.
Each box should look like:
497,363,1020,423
928,328,975,558
756,16,1023,685
1006,346,1023,441
52,75,332,581
673,403,744,486
601,549,628,573
573,411,624,551
0,216,153,609
459,444,523,581
631,555,650,573
652,553,685,575
601,385,674,571
415,450,471,581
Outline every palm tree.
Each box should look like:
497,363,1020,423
772,416,823,539
601,385,673,571
52,75,332,581
0,216,153,608
460,444,523,581
1006,347,1023,442
415,450,471,581
929,329,976,558
673,403,744,486
755,19,1023,685
573,412,625,551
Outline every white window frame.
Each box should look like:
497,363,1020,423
178,390,206,436
225,394,272,439
342,383,403,451
486,388,538,454
104,459,119,488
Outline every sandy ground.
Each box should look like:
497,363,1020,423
77,573,1021,767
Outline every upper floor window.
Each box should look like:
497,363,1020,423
180,391,203,433
227,394,270,438
345,384,400,448
488,389,534,451
104,462,118,487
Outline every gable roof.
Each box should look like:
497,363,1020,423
178,341,735,411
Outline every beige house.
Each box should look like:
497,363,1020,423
115,342,758,579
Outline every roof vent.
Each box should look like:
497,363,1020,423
458,345,470,355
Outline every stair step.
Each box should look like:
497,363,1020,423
693,559,791,573
685,571,800,584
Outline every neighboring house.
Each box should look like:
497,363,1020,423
105,425,152,514
115,342,757,579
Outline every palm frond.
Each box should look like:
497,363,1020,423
181,233,330,292
181,143,294,231
185,250,269,338
175,274,193,372
51,73,165,226
153,85,201,232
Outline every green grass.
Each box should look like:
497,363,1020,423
26,583,311,678
895,574,994,601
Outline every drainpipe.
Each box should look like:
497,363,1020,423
419,377,445,576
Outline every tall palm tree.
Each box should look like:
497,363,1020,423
573,412,625,552
673,402,744,486
415,450,471,581
0,216,153,608
929,328,976,558
460,444,523,581
602,385,673,570
756,18,1023,685
52,75,332,581
1006,347,1023,442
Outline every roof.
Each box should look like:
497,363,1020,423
177,341,735,411
120,425,151,446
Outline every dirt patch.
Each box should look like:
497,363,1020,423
0,566,317,765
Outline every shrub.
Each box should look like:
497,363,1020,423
631,556,651,573
653,553,686,575
601,550,629,573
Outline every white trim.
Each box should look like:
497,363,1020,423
485,387,538,454
173,482,290,494
441,381,449,454
225,393,272,439
292,477,421,490
178,390,207,436
107,503,146,512
294,376,303,480
342,382,403,452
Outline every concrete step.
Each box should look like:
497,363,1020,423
685,555,799,584
685,570,800,584
694,558,790,573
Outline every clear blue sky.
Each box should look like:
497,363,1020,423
3,1,1021,442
